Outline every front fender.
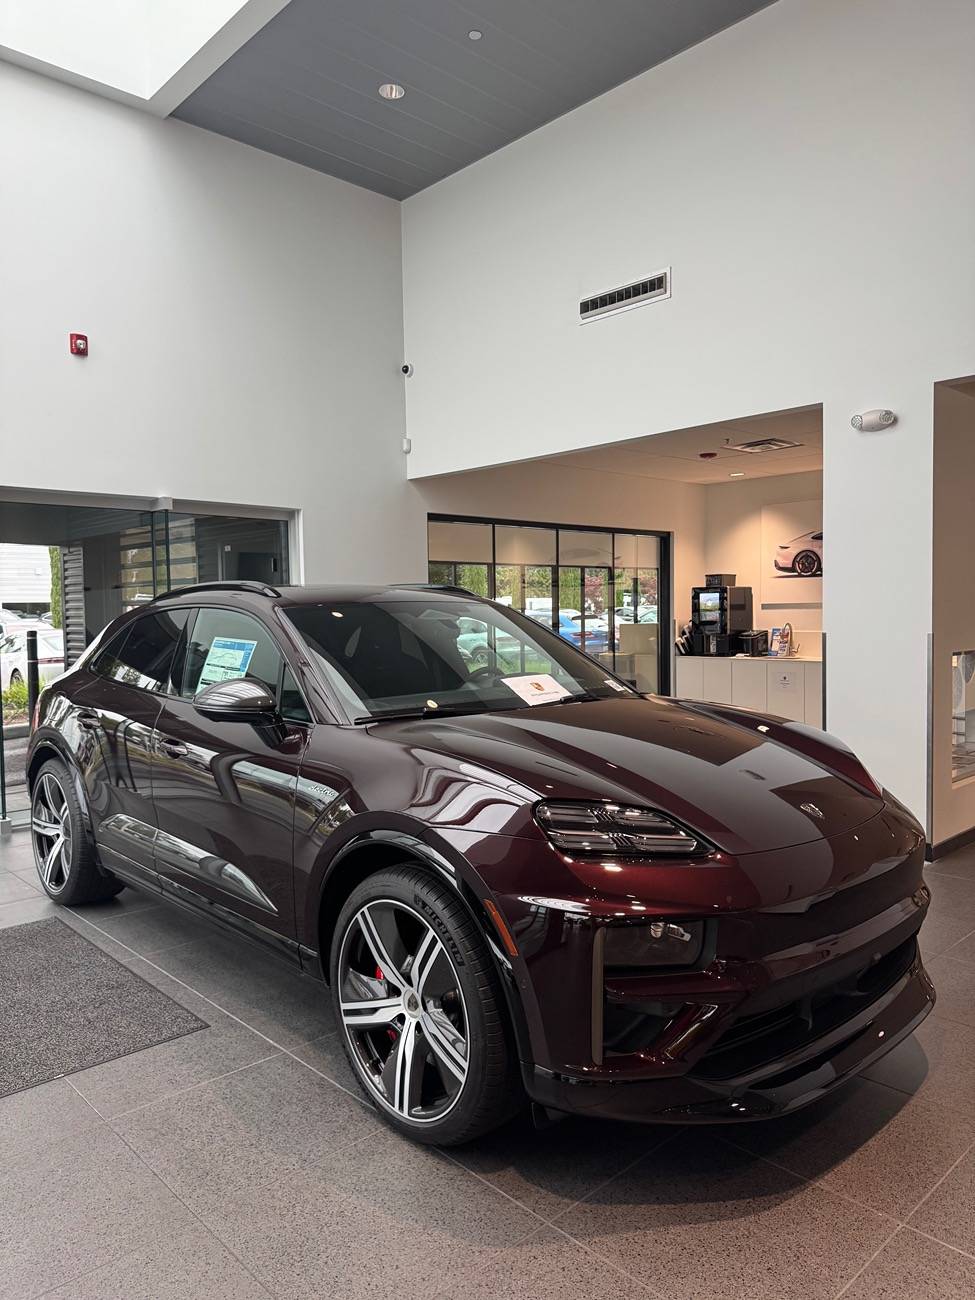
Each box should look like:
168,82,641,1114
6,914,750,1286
303,819,535,1069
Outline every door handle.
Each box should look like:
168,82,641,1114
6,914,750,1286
157,738,188,759
76,710,99,731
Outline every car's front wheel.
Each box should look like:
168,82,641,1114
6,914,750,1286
330,865,522,1145
31,759,125,904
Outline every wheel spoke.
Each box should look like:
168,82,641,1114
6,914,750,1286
31,816,60,838
42,836,64,886
411,927,441,994
420,1007,468,1083
42,774,64,814
340,996,402,1028
383,1018,425,1117
357,905,408,990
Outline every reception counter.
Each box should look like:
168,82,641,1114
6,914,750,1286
675,655,823,727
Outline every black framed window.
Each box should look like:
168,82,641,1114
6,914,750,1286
427,516,671,695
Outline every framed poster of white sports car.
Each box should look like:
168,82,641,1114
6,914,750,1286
761,500,823,608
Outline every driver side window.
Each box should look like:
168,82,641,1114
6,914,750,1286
179,608,283,701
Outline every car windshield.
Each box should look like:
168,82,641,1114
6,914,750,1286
286,598,636,720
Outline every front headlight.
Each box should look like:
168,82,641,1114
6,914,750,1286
535,801,709,858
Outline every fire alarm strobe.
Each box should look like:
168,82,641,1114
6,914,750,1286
69,333,88,356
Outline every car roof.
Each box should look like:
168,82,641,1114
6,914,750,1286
151,582,487,609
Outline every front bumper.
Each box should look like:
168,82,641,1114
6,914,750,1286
526,939,934,1122
475,804,932,1124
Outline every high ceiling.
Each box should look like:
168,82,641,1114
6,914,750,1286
542,407,823,484
172,0,776,199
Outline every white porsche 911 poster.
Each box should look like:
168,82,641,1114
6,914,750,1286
761,500,823,608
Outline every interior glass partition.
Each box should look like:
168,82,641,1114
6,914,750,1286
1,498,292,828
427,515,670,694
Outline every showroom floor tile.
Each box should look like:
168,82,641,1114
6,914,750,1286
2,832,974,1300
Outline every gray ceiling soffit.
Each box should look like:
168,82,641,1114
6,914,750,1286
171,0,777,200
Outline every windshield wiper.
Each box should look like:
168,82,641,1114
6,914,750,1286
544,691,603,705
353,704,490,724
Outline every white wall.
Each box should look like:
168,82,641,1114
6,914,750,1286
704,470,822,636
402,0,974,480
402,0,975,820
0,0,284,104
0,65,426,587
932,382,975,846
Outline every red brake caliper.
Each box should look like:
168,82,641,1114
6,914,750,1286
376,967,397,1040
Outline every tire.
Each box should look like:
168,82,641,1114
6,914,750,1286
9,669,22,686
30,759,125,905
793,550,821,577
330,865,522,1145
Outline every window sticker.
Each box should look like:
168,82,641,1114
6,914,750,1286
197,637,258,691
604,678,629,693
501,673,572,706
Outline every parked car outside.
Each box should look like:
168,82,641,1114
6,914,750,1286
530,607,610,654
27,581,933,1146
0,625,65,690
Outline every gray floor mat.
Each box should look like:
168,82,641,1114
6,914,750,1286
0,917,207,1097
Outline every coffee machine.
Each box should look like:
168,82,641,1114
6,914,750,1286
690,578,754,655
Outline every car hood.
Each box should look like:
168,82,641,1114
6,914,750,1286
373,696,884,856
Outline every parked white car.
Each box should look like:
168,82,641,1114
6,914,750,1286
0,625,65,690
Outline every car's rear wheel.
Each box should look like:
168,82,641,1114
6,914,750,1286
31,759,124,904
793,549,821,577
330,865,522,1145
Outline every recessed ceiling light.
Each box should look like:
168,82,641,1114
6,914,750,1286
468,29,482,40
378,82,405,101
729,471,746,478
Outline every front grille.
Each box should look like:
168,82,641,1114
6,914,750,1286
691,935,917,1082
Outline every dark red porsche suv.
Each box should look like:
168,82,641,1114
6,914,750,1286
27,581,934,1144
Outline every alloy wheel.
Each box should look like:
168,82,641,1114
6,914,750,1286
31,772,73,892
794,550,820,577
337,899,470,1123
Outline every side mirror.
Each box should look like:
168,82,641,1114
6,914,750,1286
194,677,278,723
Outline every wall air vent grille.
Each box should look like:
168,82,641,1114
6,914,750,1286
726,437,803,453
580,269,670,322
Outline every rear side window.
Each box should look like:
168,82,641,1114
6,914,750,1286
179,608,282,700
96,610,189,693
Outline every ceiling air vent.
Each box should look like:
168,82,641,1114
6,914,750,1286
580,269,670,323
726,437,802,454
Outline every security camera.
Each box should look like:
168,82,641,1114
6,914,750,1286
851,408,896,432
401,363,414,378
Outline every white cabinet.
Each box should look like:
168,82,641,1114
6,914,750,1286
675,657,824,728
701,658,732,705
731,659,767,712
767,663,805,722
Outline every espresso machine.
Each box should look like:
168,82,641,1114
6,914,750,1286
690,577,754,655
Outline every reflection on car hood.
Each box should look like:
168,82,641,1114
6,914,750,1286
375,696,884,855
